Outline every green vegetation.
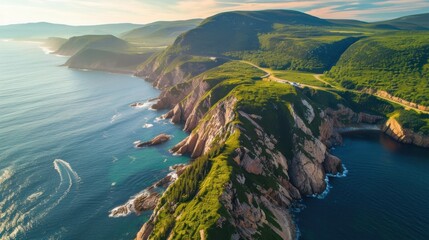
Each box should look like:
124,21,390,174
64,48,156,73
392,110,429,135
327,31,429,105
146,61,336,239
54,34,130,56
272,70,329,87
226,33,361,72
173,10,331,55
122,19,202,47
22,10,429,239
370,13,429,30
149,123,238,240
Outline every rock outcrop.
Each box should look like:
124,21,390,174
383,117,429,148
135,55,226,90
171,96,237,157
135,134,171,148
364,88,429,112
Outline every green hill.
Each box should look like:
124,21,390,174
371,13,429,30
64,48,155,73
327,31,429,105
173,10,332,55
42,37,67,52
54,35,130,56
166,10,366,72
122,19,202,46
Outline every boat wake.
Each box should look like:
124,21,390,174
110,112,122,123
142,123,154,128
0,159,81,239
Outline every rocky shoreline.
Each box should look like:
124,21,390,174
62,48,428,239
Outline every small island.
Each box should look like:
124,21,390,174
134,134,171,148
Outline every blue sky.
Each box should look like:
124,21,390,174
1,0,429,25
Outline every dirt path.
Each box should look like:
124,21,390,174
238,60,429,114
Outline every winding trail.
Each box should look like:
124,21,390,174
239,60,429,114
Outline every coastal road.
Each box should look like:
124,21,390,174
239,60,326,90
239,60,429,114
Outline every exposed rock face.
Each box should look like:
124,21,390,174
135,55,225,90
319,104,385,147
171,96,237,157
365,88,429,112
383,118,429,148
136,84,359,239
323,153,343,175
135,134,171,148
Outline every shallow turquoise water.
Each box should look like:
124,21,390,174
296,131,429,240
0,40,189,239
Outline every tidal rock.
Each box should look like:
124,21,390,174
135,134,171,148
383,117,429,148
323,153,343,175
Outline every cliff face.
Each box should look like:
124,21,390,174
131,52,428,239
383,117,429,148
365,89,429,112
135,61,362,239
135,54,227,89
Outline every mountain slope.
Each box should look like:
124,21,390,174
172,10,332,55
0,22,143,39
54,35,130,56
90,10,429,240
327,31,429,106
134,59,399,239
122,19,202,46
64,49,155,74
372,13,429,30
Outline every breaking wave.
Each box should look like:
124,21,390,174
310,164,348,199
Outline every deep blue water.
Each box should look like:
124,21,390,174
0,40,189,239
297,131,429,240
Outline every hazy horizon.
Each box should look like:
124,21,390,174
1,0,429,26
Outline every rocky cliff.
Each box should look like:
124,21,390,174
135,53,227,89
131,54,428,240
383,117,429,148
133,61,396,240
364,88,429,112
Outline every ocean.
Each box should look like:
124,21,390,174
296,131,429,240
0,40,189,239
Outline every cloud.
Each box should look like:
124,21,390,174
1,0,429,25
307,0,429,20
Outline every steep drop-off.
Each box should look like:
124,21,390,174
133,60,393,240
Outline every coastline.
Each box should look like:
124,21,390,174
44,40,429,239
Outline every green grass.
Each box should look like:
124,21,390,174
391,109,429,135
226,34,361,72
272,70,330,87
327,31,429,106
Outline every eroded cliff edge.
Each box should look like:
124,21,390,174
130,58,411,239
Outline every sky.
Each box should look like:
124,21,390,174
1,0,429,25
